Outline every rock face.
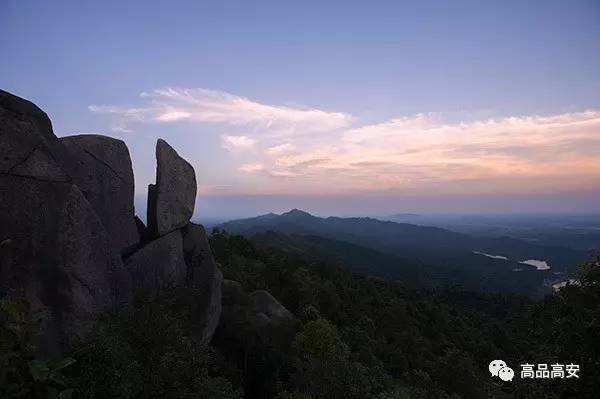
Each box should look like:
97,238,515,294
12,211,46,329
0,90,80,182
147,139,197,237
0,90,59,174
249,290,297,328
182,223,223,343
0,177,122,356
215,280,299,397
7,146,70,181
218,279,298,353
60,135,139,255
1,90,222,357
134,216,151,243
183,223,218,284
125,230,187,297
0,91,126,358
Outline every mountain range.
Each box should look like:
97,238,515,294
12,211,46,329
218,209,591,295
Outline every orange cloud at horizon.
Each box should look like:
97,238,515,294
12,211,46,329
90,87,600,198
236,110,600,196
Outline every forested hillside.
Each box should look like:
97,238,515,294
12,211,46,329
218,210,591,296
207,231,600,398
2,231,599,398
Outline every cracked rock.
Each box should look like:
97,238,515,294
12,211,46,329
182,223,223,344
125,229,187,298
0,176,121,359
0,89,71,181
61,135,139,254
0,91,128,359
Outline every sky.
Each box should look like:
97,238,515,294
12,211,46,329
2,0,600,218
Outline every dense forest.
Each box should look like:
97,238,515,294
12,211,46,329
2,230,599,398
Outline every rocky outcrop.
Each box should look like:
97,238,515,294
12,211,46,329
0,90,60,175
1,90,222,357
147,139,197,237
0,90,81,182
218,279,298,353
0,90,127,358
7,146,70,181
182,223,223,343
125,230,187,297
215,280,299,398
249,290,297,329
0,177,125,360
134,216,151,243
60,135,139,255
183,223,218,284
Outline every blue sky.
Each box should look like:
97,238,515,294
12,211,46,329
2,0,600,218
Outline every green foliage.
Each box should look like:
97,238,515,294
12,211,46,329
0,297,76,399
375,385,428,399
511,253,600,397
212,232,600,399
577,252,600,288
69,288,242,399
290,318,389,399
276,392,314,399
294,319,349,365
4,232,598,398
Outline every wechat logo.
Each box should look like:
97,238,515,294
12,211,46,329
489,360,514,382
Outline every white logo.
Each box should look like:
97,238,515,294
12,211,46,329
489,360,514,382
498,366,515,382
490,360,580,381
489,360,507,377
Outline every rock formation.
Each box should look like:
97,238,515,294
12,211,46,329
0,90,127,358
0,90,221,358
182,223,223,343
60,135,139,255
147,139,197,237
215,279,299,397
126,230,187,297
1,89,298,371
218,280,299,352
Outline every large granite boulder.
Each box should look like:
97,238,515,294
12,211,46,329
60,135,139,255
1,91,138,256
0,90,83,182
0,91,130,358
249,290,297,329
182,223,218,284
215,280,299,397
217,280,298,352
125,230,187,298
147,139,197,237
1,90,53,165
1,90,222,361
0,175,123,359
182,223,223,344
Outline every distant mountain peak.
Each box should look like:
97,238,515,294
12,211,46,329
281,209,313,217
255,212,278,219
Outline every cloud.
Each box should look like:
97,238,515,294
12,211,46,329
90,87,353,135
89,87,600,196
156,110,192,122
239,163,265,173
221,135,256,152
197,184,233,195
265,143,297,156
239,109,600,195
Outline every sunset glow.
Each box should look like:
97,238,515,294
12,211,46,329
90,88,600,197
